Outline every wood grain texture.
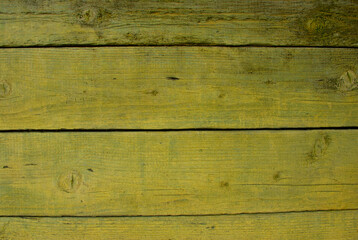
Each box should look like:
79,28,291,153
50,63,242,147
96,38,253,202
0,47,358,130
0,210,357,239
0,130,357,216
0,0,357,47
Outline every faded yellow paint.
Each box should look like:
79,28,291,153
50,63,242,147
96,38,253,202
0,130,357,216
0,210,357,239
0,47,357,130
0,1,357,239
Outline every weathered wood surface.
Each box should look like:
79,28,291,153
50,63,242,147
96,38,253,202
0,0,357,47
0,130,357,216
0,210,357,239
0,47,357,130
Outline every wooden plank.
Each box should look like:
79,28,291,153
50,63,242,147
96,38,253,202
0,130,357,216
0,210,357,239
0,0,357,47
0,47,357,130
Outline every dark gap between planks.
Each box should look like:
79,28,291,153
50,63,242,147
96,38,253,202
0,44,358,49
0,127,357,133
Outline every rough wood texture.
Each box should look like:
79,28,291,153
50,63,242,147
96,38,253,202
0,0,357,47
0,130,357,216
0,47,357,130
0,210,357,239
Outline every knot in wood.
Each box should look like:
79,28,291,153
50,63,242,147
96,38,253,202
76,7,112,26
57,170,83,193
337,70,357,92
308,134,331,163
0,80,11,98
305,16,329,34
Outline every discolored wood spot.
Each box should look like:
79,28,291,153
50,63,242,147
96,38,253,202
336,70,357,92
125,32,140,41
0,80,11,98
317,70,358,93
273,171,282,181
76,7,112,26
24,163,37,166
220,181,229,188
264,79,275,85
0,221,10,237
293,3,358,45
308,134,331,163
305,16,329,34
285,52,293,61
218,93,226,98
167,77,180,81
58,170,83,193
145,90,159,96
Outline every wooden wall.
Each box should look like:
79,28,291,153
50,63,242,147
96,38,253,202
0,0,357,239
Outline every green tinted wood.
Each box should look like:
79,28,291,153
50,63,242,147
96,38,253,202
0,0,357,47
0,47,357,130
0,130,357,216
0,210,357,239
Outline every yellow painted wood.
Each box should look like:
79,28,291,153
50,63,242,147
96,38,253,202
0,47,357,130
0,211,357,239
0,0,357,47
0,130,357,216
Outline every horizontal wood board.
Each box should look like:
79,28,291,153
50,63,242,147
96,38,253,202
0,210,357,239
0,130,357,216
0,47,357,129
0,0,357,47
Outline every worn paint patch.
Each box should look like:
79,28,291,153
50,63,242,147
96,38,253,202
293,3,358,45
273,171,282,182
145,90,159,96
308,134,332,163
336,70,358,92
0,222,9,240
220,181,229,188
0,80,11,98
318,70,358,93
76,7,112,26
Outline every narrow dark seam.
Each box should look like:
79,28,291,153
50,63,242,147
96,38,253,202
0,126,357,133
0,44,357,49
1,208,357,219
